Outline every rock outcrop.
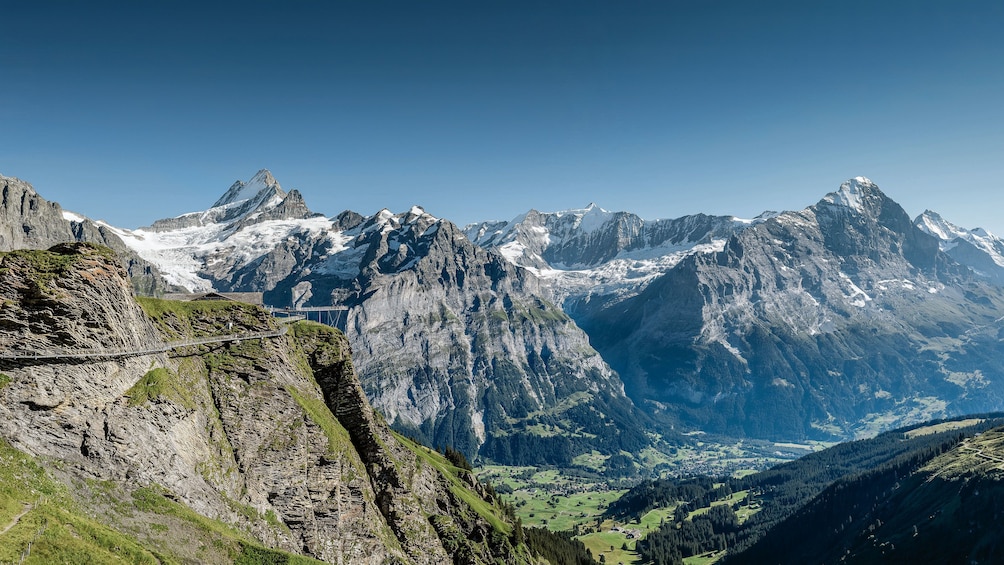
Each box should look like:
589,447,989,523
0,173,178,295
0,174,77,250
0,243,532,563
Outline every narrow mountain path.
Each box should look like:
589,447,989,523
0,326,288,362
0,503,33,536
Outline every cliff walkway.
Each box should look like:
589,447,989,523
0,326,288,362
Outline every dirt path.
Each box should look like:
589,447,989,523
0,503,32,536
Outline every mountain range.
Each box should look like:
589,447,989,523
2,171,646,466
7,169,1004,460
468,177,1004,441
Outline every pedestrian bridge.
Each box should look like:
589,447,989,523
270,306,348,330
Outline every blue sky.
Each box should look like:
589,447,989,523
3,1,1003,232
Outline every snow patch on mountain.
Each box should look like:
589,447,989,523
560,203,613,234
104,170,340,291
466,205,759,311
213,169,279,208
61,210,87,223
537,238,730,305
823,176,875,213
104,216,338,291
108,170,447,293
839,272,872,308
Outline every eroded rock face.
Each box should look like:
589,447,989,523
0,173,178,296
0,243,530,564
267,212,647,463
587,178,1004,440
0,175,76,251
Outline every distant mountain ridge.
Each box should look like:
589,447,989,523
464,205,765,319
915,209,1004,285
573,178,1004,439
92,170,649,464
608,414,1004,564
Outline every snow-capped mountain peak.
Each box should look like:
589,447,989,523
212,168,280,208
915,210,1004,275
823,176,877,212
403,205,434,223
916,210,966,242
919,209,998,242
569,203,613,234
100,170,328,291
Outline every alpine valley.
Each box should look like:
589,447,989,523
5,169,1004,562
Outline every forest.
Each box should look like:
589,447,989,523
608,415,1004,564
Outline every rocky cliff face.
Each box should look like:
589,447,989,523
254,207,647,464
0,173,177,295
0,243,532,564
586,178,1004,439
1,174,77,250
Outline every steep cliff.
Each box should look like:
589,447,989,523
260,208,647,464
0,243,533,563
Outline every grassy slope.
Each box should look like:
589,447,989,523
395,433,515,534
0,438,324,564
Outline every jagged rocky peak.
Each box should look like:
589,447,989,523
916,209,972,241
360,206,439,235
0,172,38,198
570,202,613,228
146,169,318,231
807,176,939,264
401,204,434,225
212,168,281,208
360,207,399,233
820,176,881,213
0,173,76,251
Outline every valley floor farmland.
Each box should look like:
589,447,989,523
477,436,803,564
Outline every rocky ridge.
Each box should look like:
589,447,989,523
0,173,177,296
585,177,1004,439
0,242,533,563
915,209,1004,286
464,204,761,318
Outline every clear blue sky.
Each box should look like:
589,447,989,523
3,1,1003,232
